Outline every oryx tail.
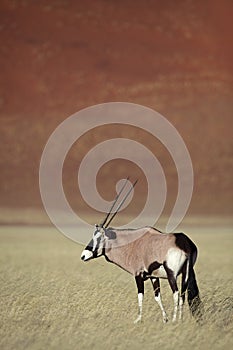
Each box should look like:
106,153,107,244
187,254,203,320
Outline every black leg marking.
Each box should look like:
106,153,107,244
164,262,179,322
135,274,144,294
151,277,160,297
181,260,188,304
148,261,161,275
134,274,144,323
178,260,189,321
163,262,178,293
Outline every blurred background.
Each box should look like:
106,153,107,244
0,0,232,226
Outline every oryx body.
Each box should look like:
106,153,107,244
80,178,202,323
81,225,202,323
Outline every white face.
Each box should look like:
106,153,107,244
80,226,105,262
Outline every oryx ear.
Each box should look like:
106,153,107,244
105,229,116,240
98,227,105,236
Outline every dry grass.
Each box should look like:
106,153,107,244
0,224,232,350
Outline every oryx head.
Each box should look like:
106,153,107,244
80,177,137,262
81,224,106,261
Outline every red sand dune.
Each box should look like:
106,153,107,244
0,0,232,221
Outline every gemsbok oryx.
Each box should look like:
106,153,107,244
81,178,203,323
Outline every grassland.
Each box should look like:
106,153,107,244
0,224,232,350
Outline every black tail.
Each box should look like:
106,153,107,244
187,260,203,321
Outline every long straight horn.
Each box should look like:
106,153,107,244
105,179,138,228
100,176,130,227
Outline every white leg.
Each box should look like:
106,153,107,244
155,293,168,323
134,293,143,324
179,296,184,320
172,291,179,322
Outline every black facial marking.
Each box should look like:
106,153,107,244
94,229,100,236
84,234,103,258
85,239,94,250
92,236,102,258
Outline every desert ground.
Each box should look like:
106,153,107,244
0,222,232,350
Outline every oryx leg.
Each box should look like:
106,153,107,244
134,274,144,324
164,264,179,322
179,260,189,321
150,278,168,323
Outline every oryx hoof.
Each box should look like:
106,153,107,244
134,315,142,324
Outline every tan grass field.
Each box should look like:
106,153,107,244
0,223,232,350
